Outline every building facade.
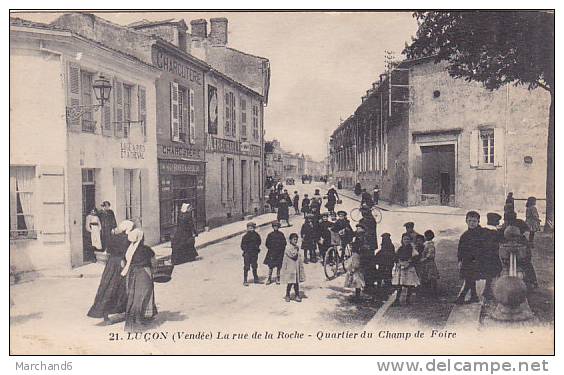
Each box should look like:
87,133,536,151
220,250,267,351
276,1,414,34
10,18,160,272
265,139,284,180
329,57,550,212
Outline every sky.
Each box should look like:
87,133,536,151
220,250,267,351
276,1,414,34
15,11,419,161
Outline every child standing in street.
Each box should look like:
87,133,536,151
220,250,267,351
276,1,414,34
293,191,300,215
300,215,318,263
281,233,306,302
455,211,483,304
344,223,367,301
240,222,262,286
391,234,420,306
301,194,311,218
526,196,541,247
374,233,395,291
418,230,440,297
264,221,287,285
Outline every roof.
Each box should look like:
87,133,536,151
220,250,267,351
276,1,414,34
129,18,187,30
10,16,158,72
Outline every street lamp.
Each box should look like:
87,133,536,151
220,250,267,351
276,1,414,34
66,74,112,122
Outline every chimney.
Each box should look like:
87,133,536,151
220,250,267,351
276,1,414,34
190,19,207,39
209,17,228,45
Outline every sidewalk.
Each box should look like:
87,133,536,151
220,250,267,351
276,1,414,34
338,189,467,216
69,212,277,279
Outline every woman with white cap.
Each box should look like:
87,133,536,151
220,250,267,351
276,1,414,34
171,203,199,265
121,227,158,332
87,220,133,323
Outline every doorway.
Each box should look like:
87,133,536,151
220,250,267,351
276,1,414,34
421,144,455,205
82,169,96,262
241,160,248,215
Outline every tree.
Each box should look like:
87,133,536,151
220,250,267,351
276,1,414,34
404,11,554,231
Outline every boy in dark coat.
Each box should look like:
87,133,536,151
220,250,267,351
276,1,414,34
332,211,354,259
317,213,334,264
481,212,503,300
264,221,287,285
301,194,311,218
361,189,374,208
241,222,262,286
456,211,486,304
300,215,318,263
292,191,300,215
374,233,395,291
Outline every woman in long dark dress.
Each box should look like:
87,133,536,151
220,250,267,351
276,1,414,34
87,220,133,322
98,201,117,251
122,228,158,332
171,203,199,265
277,196,291,227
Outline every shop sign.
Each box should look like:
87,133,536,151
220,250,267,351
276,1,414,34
153,47,203,85
160,144,203,160
121,142,145,159
159,161,201,174
206,135,261,157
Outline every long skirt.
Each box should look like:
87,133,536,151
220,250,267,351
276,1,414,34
90,226,103,250
87,256,127,318
171,236,198,265
391,262,420,287
125,266,158,332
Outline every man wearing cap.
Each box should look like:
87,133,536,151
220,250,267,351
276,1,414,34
480,213,503,300
331,210,354,259
301,214,318,263
264,221,287,285
358,207,378,288
240,222,262,286
317,213,334,264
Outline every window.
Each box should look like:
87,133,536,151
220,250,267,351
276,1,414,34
81,71,95,132
224,92,236,137
252,105,260,141
227,157,235,201
123,85,132,138
178,87,187,142
10,166,36,239
480,129,495,165
124,169,142,223
241,98,247,139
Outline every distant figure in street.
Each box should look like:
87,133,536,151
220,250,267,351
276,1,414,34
281,233,306,302
292,191,300,215
171,203,199,265
505,192,515,212
122,228,158,333
98,201,117,252
455,211,483,304
418,230,440,298
373,185,380,205
300,215,318,264
87,220,132,323
277,194,291,227
354,182,362,196
361,188,374,208
301,194,311,218
85,208,102,262
264,221,286,285
268,188,278,213
326,185,339,215
241,222,262,286
374,233,395,291
391,233,420,306
526,196,541,247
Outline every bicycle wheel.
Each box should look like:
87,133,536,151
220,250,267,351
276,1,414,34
341,243,353,272
372,207,383,223
350,207,362,222
323,247,339,280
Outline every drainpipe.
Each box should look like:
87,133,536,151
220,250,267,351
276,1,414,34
504,84,509,197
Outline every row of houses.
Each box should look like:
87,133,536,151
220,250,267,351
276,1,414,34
328,56,550,212
10,13,270,273
264,139,324,181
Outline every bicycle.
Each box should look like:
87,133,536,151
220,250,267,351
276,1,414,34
323,231,353,280
350,205,383,224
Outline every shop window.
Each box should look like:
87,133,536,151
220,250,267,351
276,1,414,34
9,166,36,239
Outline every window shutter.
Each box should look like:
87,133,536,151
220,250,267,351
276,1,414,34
66,62,81,132
189,88,196,144
221,156,227,203
231,95,237,137
100,72,113,136
170,82,180,141
137,86,147,139
40,166,65,243
494,127,504,167
114,79,123,137
469,130,479,167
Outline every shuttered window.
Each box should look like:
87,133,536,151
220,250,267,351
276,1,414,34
114,79,124,137
189,88,196,144
241,98,247,139
252,104,259,141
123,85,132,138
178,87,187,142
137,86,146,138
67,63,81,132
9,166,36,239
81,71,95,133
170,82,180,141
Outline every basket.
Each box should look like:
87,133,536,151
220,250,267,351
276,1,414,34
152,258,174,283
